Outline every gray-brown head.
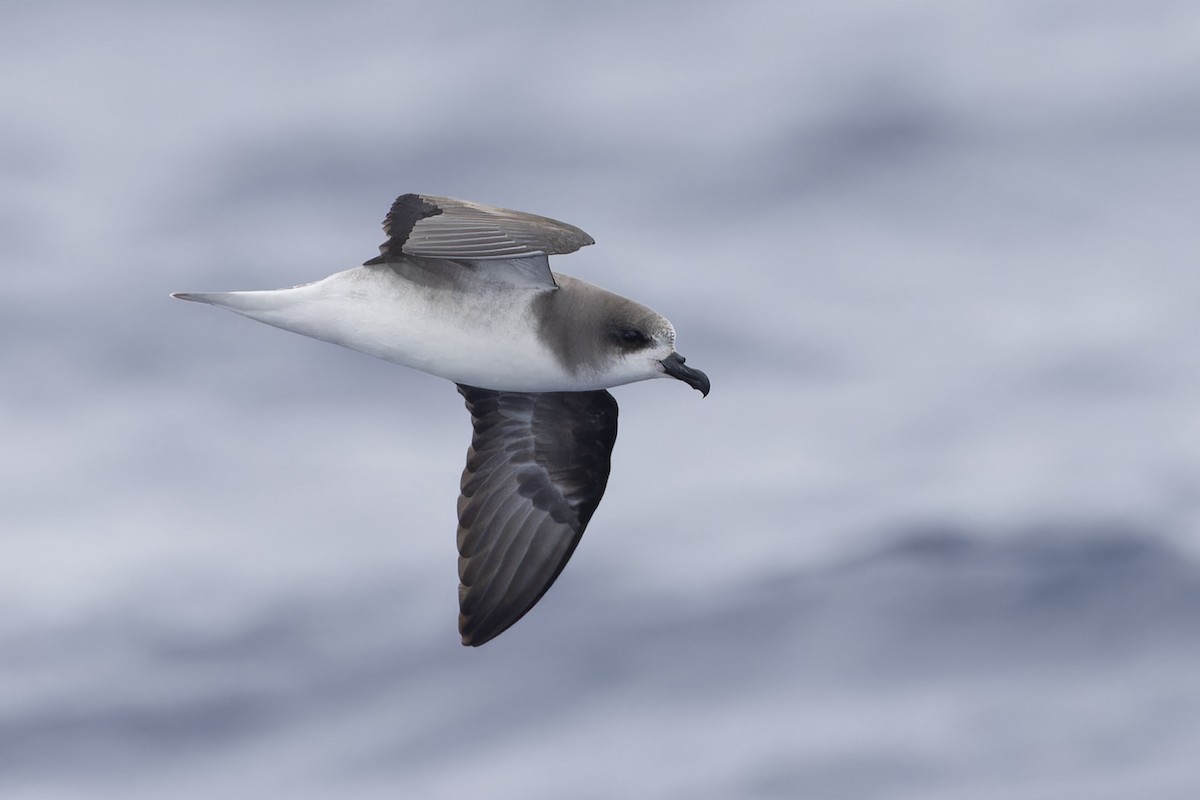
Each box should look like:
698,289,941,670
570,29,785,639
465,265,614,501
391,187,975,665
535,273,710,394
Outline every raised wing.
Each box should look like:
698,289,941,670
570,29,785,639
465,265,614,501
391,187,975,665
364,193,595,265
455,385,619,646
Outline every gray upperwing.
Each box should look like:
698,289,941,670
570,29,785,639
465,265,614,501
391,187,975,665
364,194,595,290
455,384,618,646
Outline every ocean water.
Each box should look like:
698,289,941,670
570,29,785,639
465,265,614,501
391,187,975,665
3,1,1199,797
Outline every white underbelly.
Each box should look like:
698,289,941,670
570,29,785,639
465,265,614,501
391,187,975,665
215,266,577,391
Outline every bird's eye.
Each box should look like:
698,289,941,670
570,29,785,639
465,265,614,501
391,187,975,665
615,328,649,347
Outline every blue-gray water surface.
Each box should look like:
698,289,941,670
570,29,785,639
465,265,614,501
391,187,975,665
3,2,1199,797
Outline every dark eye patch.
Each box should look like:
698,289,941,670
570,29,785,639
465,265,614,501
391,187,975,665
613,327,650,348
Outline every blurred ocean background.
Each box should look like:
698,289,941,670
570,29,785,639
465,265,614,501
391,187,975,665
4,1,1200,797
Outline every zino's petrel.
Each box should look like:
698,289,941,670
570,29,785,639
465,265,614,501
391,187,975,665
173,193,710,646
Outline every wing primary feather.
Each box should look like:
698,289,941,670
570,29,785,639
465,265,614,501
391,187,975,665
365,193,594,266
454,385,618,646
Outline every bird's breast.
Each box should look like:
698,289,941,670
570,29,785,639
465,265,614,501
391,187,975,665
235,266,586,391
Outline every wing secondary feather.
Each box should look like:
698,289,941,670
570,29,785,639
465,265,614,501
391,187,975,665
455,385,618,646
365,193,595,264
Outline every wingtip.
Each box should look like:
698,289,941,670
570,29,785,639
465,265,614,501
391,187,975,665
459,619,493,647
